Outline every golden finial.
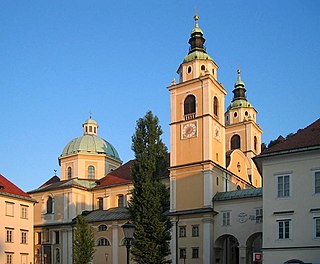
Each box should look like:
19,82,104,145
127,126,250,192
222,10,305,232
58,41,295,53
194,8,199,26
237,69,241,75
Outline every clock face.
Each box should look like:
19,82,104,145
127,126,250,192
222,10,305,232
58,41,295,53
182,122,197,139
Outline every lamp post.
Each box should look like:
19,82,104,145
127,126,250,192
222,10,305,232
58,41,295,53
121,222,135,264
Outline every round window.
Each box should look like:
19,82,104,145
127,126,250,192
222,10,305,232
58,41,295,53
234,112,238,118
187,66,192,74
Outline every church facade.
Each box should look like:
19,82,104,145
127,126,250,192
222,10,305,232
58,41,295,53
29,16,266,264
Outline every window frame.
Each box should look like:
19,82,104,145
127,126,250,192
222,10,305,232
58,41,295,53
21,205,28,219
6,253,13,264
21,230,28,244
117,194,125,208
97,237,111,246
6,228,14,243
67,166,72,180
98,224,108,232
222,211,231,226
314,217,320,239
192,225,199,237
277,219,291,240
184,94,196,117
179,226,187,238
88,165,95,179
192,247,199,259
179,248,187,259
231,134,241,150
5,202,14,217
314,171,320,194
256,208,263,223
277,175,290,198
213,96,219,117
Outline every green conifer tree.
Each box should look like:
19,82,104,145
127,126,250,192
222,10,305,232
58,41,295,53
129,111,172,264
73,215,95,264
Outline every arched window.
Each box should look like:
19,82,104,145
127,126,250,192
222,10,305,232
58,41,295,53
98,224,108,232
231,135,241,150
47,196,53,214
254,136,258,151
184,95,196,117
67,167,72,180
88,165,95,179
97,237,110,246
213,96,219,116
55,248,60,263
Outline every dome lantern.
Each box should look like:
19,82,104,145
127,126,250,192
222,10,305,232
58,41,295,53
83,117,98,136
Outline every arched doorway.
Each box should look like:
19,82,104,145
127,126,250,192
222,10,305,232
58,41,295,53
246,232,262,264
215,234,239,264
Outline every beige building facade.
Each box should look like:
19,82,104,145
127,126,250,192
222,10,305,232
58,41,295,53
0,175,36,264
254,119,320,264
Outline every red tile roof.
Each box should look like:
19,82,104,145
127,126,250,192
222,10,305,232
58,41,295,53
262,118,320,154
0,174,32,198
96,160,134,188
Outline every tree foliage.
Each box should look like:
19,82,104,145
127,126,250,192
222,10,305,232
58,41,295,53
129,111,171,264
73,215,95,264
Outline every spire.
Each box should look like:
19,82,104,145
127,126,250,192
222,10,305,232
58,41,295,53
188,15,206,54
232,69,247,102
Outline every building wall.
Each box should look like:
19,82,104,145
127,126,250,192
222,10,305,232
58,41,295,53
262,149,320,264
0,194,34,264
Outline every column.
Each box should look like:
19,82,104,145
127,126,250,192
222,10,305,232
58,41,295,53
203,215,214,264
239,246,247,264
112,223,118,264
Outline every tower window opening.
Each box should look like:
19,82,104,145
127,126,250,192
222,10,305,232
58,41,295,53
187,66,192,74
234,112,238,118
231,135,241,150
67,167,72,180
212,69,215,75
245,111,248,116
201,65,206,71
88,165,95,179
94,127,96,133
184,94,196,120
46,196,53,214
254,136,258,151
85,126,88,133
89,126,92,132
213,96,219,117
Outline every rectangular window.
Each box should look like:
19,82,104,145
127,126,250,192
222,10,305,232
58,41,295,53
55,231,60,244
117,195,125,208
277,219,291,239
179,226,186,237
315,171,320,194
192,225,199,237
21,230,28,244
6,228,14,243
256,208,263,223
222,211,231,226
21,205,28,219
277,175,290,197
179,248,186,259
97,198,103,210
6,202,14,216
192,247,199,258
37,232,42,245
6,253,13,264
315,217,320,238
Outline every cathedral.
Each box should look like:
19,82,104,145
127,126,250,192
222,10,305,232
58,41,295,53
29,16,264,264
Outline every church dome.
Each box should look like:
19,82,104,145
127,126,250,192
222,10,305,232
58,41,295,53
60,118,121,161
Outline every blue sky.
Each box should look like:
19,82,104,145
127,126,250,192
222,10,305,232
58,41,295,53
0,1,319,191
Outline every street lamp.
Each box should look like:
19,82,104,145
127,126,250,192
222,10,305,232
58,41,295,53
121,221,135,264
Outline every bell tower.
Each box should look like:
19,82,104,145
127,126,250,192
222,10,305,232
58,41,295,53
168,15,227,212
225,70,263,186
